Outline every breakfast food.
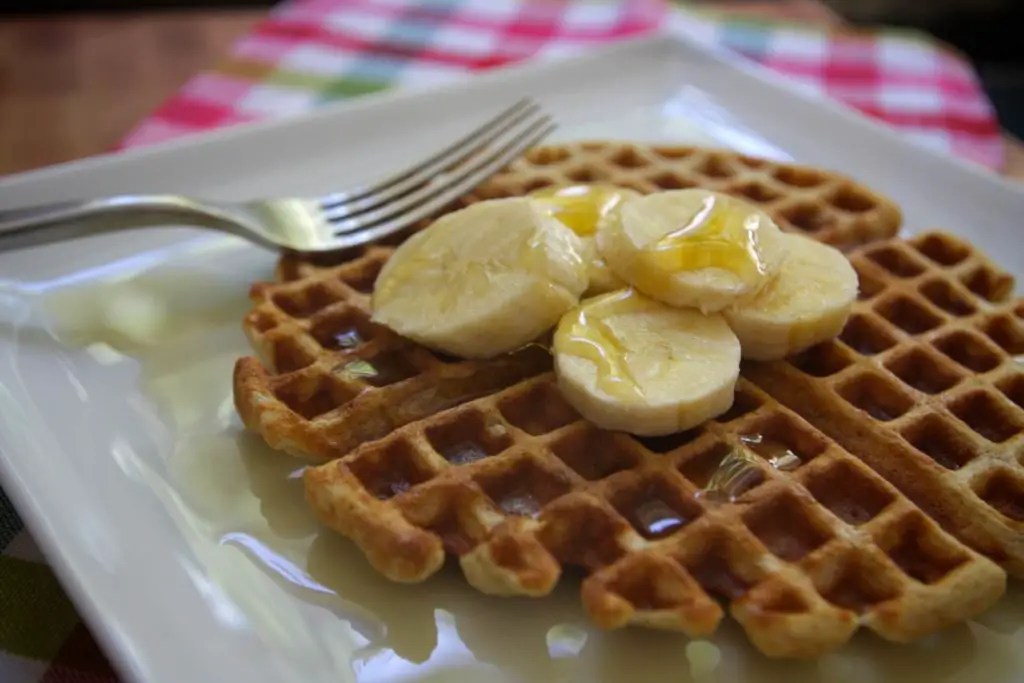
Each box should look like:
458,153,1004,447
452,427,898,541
552,289,741,436
257,144,903,456
275,141,903,284
233,247,551,459
724,232,860,360
596,189,790,312
529,183,640,296
232,144,1024,660
743,231,1024,577
371,197,587,359
302,374,1005,658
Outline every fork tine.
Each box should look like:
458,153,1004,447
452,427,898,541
325,106,550,233
324,98,545,222
319,98,536,211
323,114,555,252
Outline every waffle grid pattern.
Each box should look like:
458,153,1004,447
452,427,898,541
472,143,902,250
274,143,903,284
230,146,1019,659
303,375,1004,658
234,247,549,459
245,143,903,460
744,232,1024,577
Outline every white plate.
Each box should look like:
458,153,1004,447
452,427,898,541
1,31,1023,683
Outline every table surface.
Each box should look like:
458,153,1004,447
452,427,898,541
0,1,1021,180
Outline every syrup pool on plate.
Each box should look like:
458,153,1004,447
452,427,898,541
24,235,1024,683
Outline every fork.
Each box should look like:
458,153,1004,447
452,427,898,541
0,99,555,254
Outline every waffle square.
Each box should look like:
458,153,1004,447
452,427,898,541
743,231,1024,577
302,375,1005,658
239,143,903,460
229,145,1016,659
274,142,902,283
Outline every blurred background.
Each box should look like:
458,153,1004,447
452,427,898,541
1,0,1023,176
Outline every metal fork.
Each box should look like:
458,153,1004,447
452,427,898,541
0,99,555,254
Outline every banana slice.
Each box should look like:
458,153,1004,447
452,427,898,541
530,184,641,297
579,238,628,296
597,189,789,313
553,288,741,436
372,197,588,359
723,233,858,361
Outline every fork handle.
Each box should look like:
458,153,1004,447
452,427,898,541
0,195,236,251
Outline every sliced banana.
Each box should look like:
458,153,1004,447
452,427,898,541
723,233,858,361
530,184,641,297
579,239,628,297
372,197,588,359
597,189,789,313
553,288,741,436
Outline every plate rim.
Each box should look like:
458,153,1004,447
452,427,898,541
1,29,1023,683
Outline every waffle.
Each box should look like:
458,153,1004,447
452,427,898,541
302,374,1005,659
743,230,1024,577
275,142,902,283
238,143,904,459
234,246,550,459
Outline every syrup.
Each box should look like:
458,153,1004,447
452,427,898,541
638,192,770,283
696,447,764,504
740,433,803,472
552,289,659,401
331,328,364,350
30,237,1024,683
633,500,686,539
529,184,637,237
442,441,489,466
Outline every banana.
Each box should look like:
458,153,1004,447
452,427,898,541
596,189,790,313
529,184,641,297
553,288,741,436
579,239,628,296
723,233,858,361
371,197,589,359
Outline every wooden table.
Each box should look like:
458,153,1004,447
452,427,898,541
0,1,1021,178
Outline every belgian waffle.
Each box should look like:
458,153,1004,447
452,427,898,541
234,246,550,459
743,231,1024,577
302,374,1005,659
275,142,902,283
237,143,904,461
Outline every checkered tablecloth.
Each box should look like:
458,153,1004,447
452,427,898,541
0,1,1007,681
117,0,1005,167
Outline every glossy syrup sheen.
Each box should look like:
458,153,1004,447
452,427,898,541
34,242,1024,683
639,193,770,282
530,184,637,237
553,289,656,401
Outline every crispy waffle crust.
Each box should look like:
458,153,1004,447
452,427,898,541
744,231,1024,577
274,142,902,283
302,374,1005,658
238,143,904,462
233,247,550,459
231,145,1022,659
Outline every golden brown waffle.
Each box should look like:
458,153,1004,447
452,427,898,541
303,374,1005,659
275,142,902,283
241,143,903,457
233,247,550,459
744,231,1024,577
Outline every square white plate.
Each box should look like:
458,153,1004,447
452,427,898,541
1,31,1024,683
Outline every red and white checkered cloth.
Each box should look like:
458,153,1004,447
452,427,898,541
118,0,1005,170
